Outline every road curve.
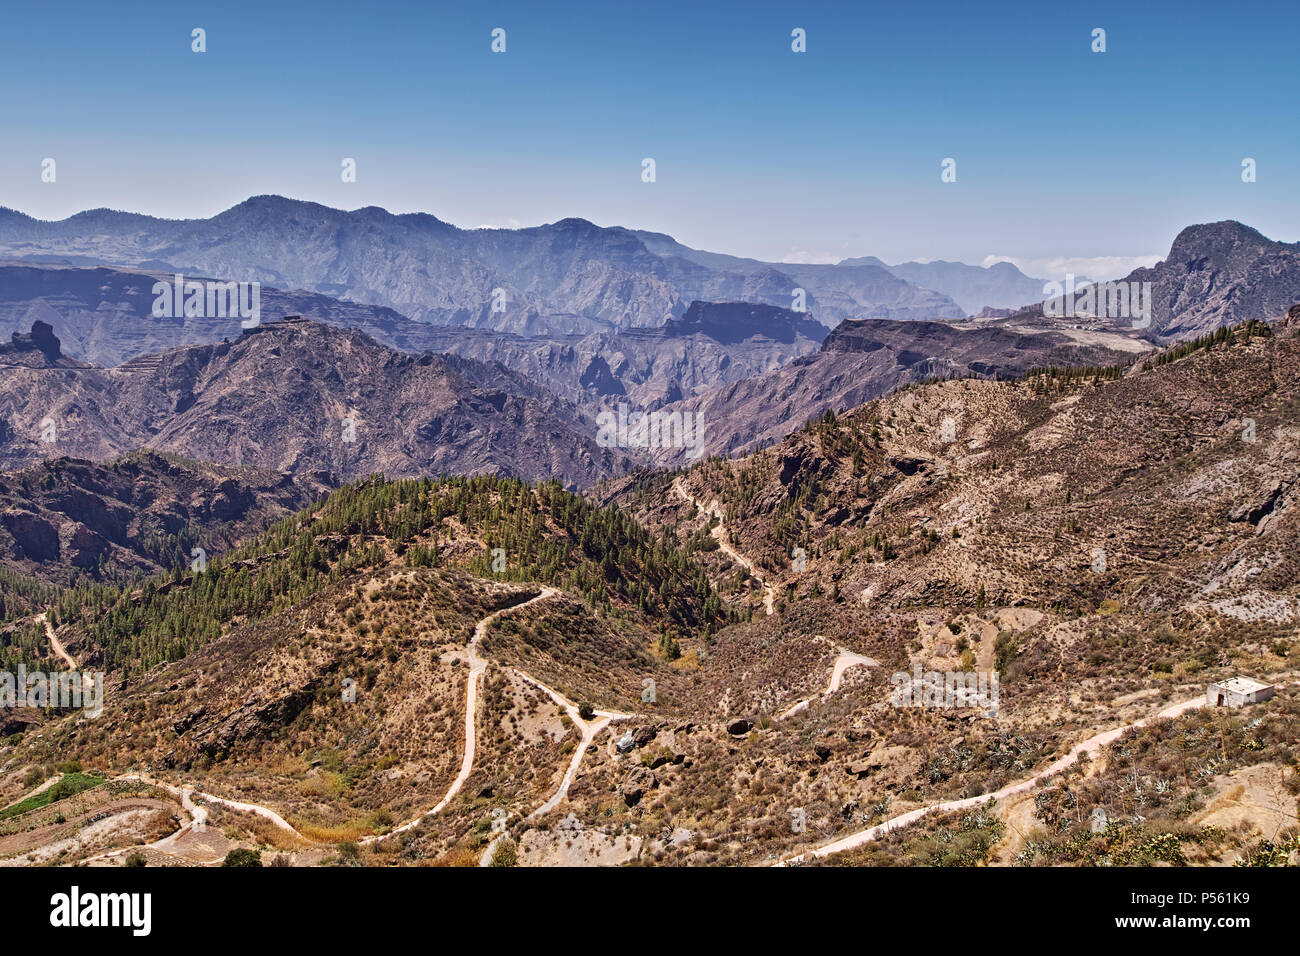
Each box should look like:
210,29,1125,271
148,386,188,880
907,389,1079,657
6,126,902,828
673,477,774,616
366,586,560,842
36,612,79,671
777,693,1209,864
778,650,878,720
517,670,631,818
81,773,307,865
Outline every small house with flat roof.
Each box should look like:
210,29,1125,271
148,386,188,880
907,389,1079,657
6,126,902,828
1206,677,1275,709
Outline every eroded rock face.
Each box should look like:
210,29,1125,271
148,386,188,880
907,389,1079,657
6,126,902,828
187,685,321,758
208,479,255,522
2,509,59,561
0,452,323,581
59,522,109,570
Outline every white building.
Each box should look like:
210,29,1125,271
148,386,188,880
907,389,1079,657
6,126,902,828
1206,677,1275,709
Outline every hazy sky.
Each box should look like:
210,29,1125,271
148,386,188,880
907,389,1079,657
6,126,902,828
1,0,1295,276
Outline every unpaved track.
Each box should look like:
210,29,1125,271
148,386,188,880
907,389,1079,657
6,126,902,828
517,670,632,818
366,586,560,842
82,773,306,865
778,650,878,719
73,586,563,860
778,693,1210,864
36,612,78,671
673,477,774,615
120,775,300,836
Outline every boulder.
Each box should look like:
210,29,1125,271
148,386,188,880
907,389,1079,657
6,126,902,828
621,767,657,806
727,717,754,736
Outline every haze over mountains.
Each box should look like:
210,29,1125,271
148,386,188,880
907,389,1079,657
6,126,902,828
863,258,1057,314
0,196,970,332
2,207,1297,482
0,266,827,412
1007,221,1300,342
0,198,1296,871
2,199,1294,348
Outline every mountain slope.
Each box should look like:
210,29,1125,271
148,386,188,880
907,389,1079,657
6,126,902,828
4,318,1297,868
0,266,829,414
0,451,324,586
632,317,1295,617
0,318,630,486
643,316,1150,461
407,300,827,411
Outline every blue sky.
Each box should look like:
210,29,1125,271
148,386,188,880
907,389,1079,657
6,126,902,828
1,0,1295,274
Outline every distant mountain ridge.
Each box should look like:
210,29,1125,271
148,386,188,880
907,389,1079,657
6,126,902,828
0,196,965,333
876,259,1052,314
0,264,826,413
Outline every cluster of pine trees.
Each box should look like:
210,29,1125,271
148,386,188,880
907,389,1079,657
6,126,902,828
1023,364,1125,392
1142,318,1272,371
45,475,725,676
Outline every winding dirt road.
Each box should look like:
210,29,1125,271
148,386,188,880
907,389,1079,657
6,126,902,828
68,586,566,861
673,477,774,615
36,612,79,671
517,670,632,818
367,586,560,842
81,773,307,865
777,693,1211,864
778,649,878,720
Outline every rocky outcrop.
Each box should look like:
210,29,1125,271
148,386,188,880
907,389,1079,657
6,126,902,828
1005,221,1300,343
186,684,321,758
2,509,59,561
621,766,658,806
7,319,61,362
59,522,109,569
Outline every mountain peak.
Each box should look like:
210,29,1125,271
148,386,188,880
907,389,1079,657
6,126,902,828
1166,220,1274,263
546,217,602,233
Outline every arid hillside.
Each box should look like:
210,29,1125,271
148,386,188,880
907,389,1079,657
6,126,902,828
2,317,1297,868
